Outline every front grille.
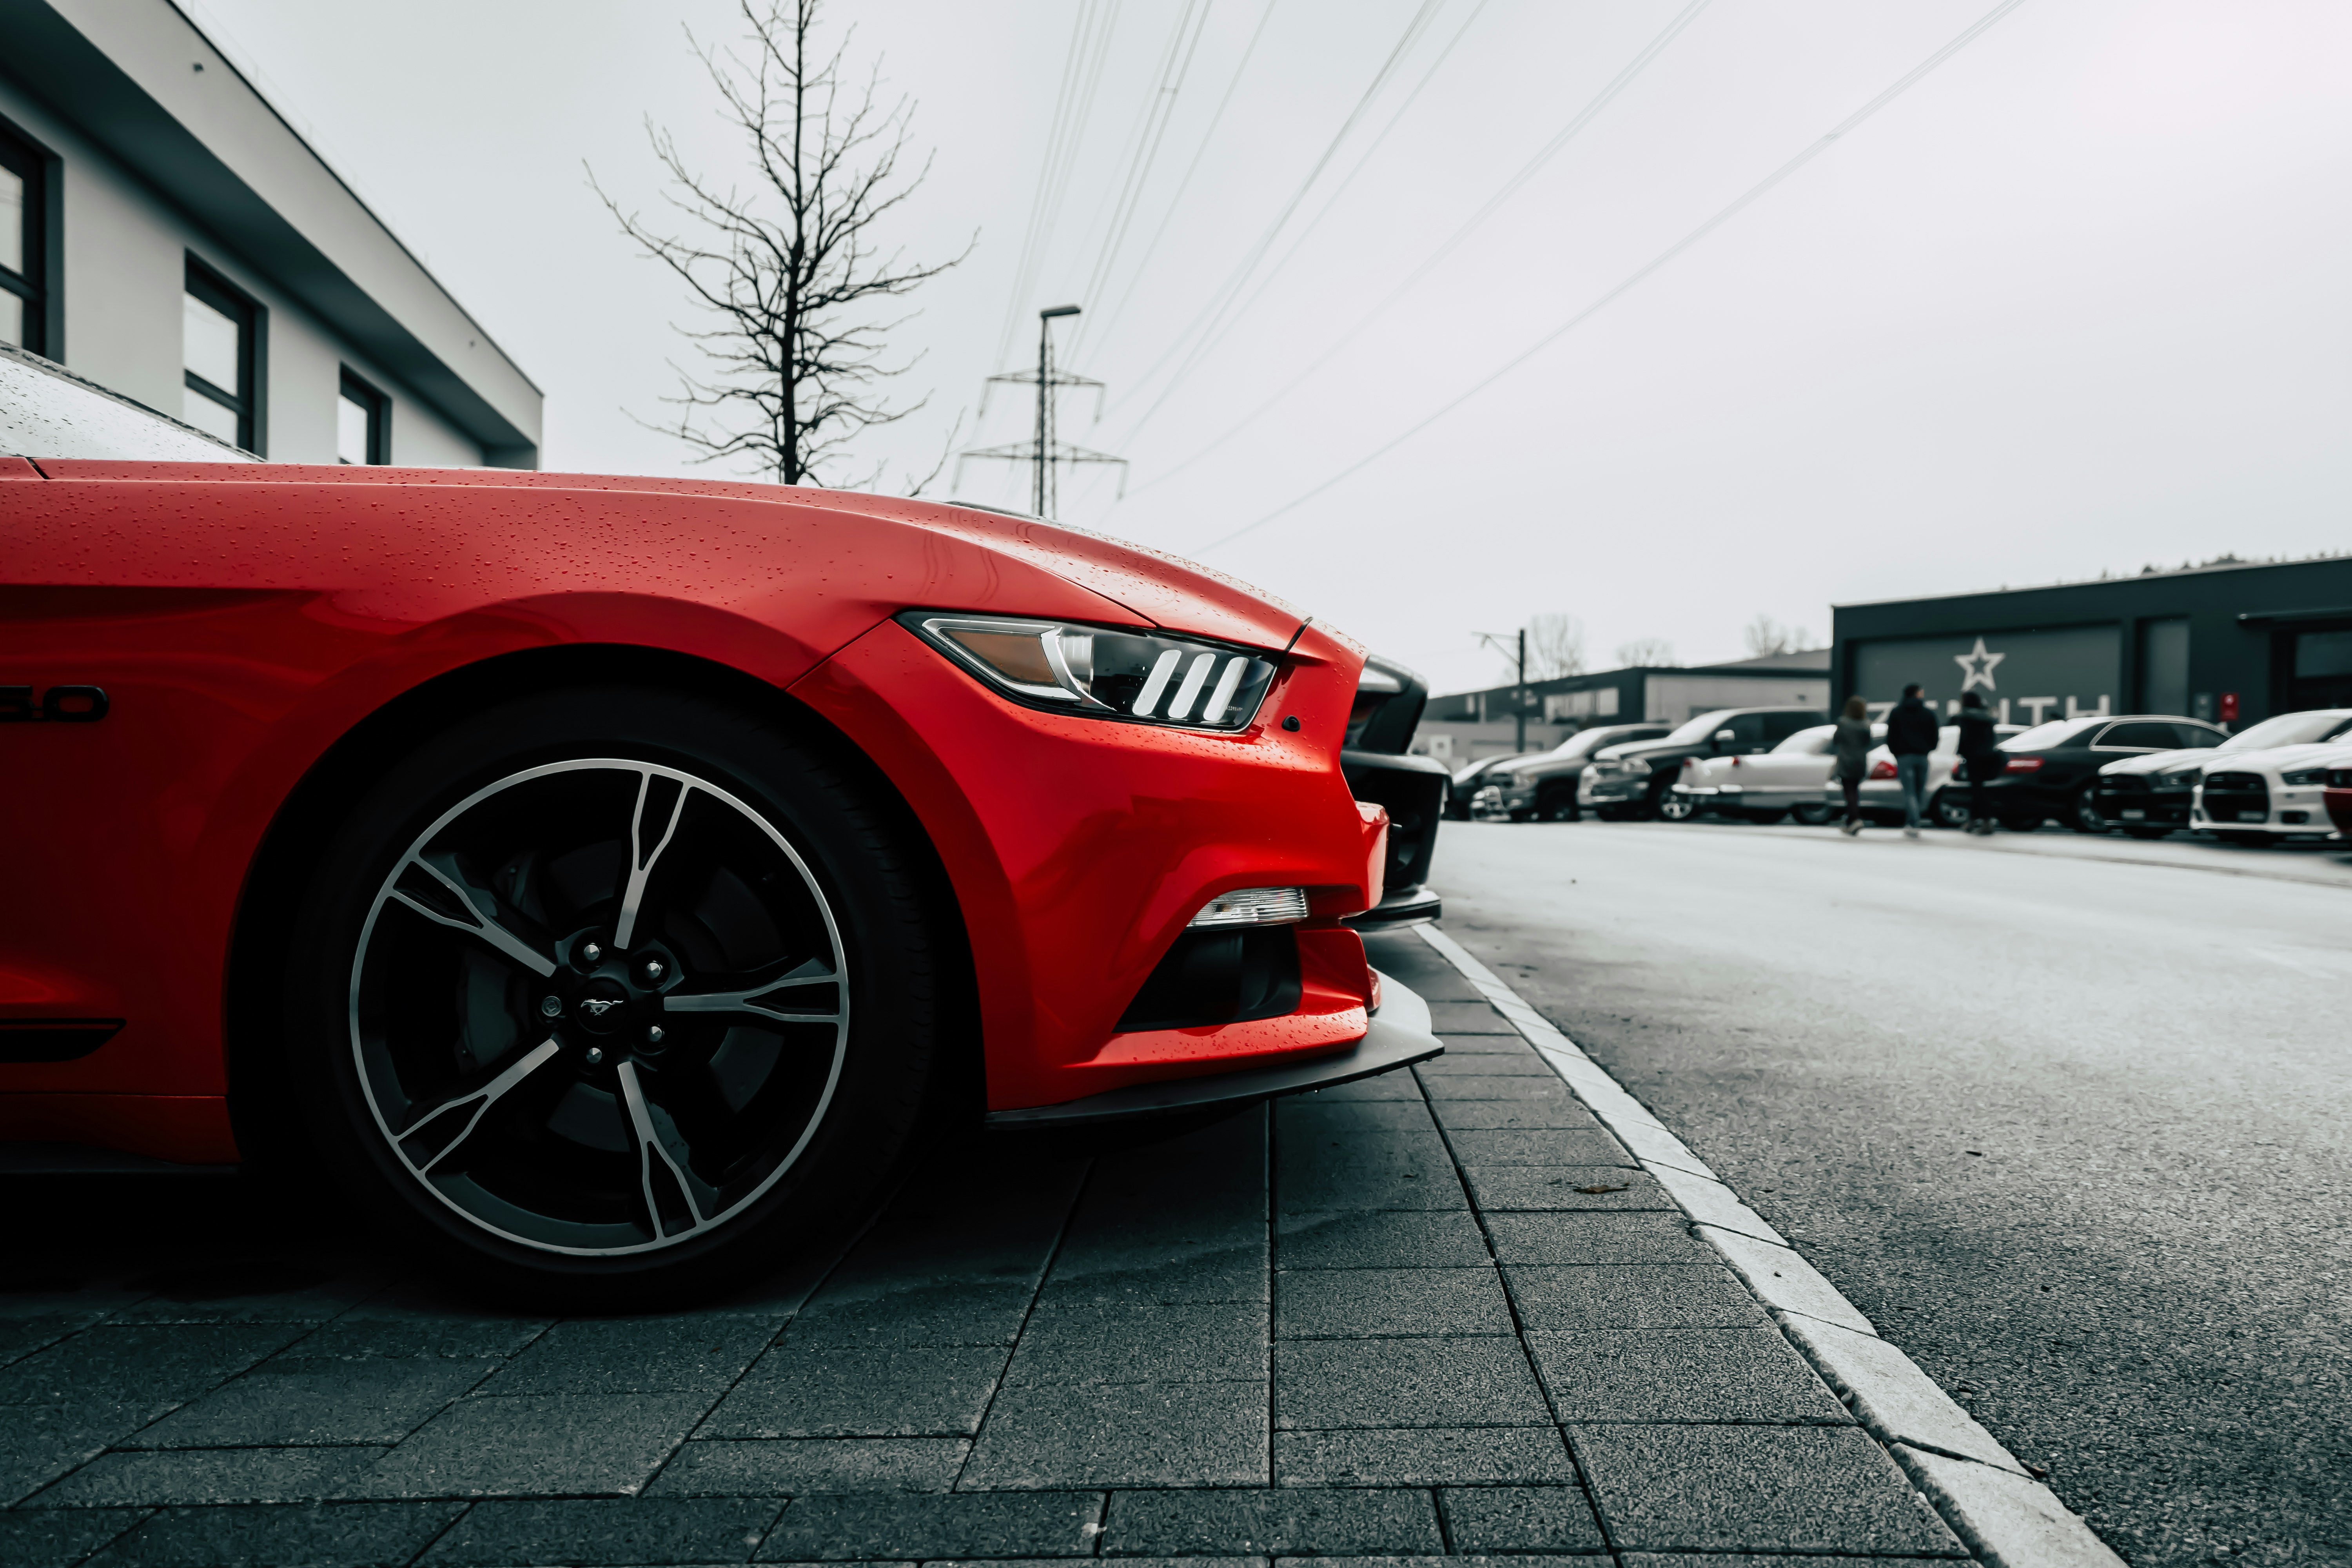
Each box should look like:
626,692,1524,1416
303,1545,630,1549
2202,771,2269,823
2100,775,2149,795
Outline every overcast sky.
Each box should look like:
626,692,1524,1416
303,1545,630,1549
187,0,2352,693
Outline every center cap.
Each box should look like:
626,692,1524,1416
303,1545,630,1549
574,978,631,1035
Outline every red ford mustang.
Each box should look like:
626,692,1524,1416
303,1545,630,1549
0,346,1441,1299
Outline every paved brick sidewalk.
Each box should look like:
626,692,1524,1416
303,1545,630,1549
0,932,1970,1565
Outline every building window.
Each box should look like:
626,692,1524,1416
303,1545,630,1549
338,367,390,464
0,124,48,355
183,259,261,452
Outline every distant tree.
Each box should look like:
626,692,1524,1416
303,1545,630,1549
1742,613,1815,658
1524,613,1586,681
591,0,969,488
1615,637,1675,668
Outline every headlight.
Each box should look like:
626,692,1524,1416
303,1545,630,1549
2280,767,2327,786
902,613,1278,732
2158,769,2201,788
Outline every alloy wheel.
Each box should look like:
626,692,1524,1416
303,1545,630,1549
347,759,849,1257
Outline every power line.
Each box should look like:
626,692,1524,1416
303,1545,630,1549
1191,0,2032,557
1065,0,1214,365
1081,0,1278,367
1103,0,1445,425
1110,0,1494,446
993,0,1124,372
1126,0,1710,497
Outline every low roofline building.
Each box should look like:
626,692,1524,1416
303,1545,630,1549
1831,556,2352,730
1414,649,1831,761
0,0,539,465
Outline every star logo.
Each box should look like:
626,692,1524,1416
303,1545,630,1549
1954,637,2005,693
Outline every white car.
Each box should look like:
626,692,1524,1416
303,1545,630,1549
2192,738,2352,845
1667,723,1882,824
1855,722,2027,828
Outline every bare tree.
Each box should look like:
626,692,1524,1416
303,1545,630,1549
1614,637,1675,668
590,0,969,488
1524,613,1586,681
1742,614,1815,658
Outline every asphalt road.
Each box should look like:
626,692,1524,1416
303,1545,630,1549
1433,818,2352,1568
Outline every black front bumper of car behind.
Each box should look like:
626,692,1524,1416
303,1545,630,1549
1342,747,1448,931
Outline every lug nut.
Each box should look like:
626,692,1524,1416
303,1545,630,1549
583,941,603,963
539,995,563,1018
584,1046,604,1065
645,1025,666,1046
642,958,666,983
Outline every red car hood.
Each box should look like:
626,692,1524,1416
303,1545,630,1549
29,462,1318,654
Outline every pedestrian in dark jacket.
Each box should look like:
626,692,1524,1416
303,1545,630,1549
1831,695,1873,835
1885,684,1940,838
1955,690,2002,834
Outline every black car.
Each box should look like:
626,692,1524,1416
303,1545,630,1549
1978,714,2227,832
2092,708,2352,838
1576,706,1827,820
1470,722,1674,822
1339,655,1448,929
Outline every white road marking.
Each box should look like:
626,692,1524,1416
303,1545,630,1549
1416,920,2125,1568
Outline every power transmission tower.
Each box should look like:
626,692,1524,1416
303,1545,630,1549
955,304,1127,518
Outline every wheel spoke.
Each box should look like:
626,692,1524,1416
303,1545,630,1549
662,957,842,1027
616,1060,707,1240
614,770,691,950
389,856,557,978
399,1037,563,1172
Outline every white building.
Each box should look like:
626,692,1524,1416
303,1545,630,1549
0,0,538,466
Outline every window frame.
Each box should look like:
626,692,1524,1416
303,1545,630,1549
337,365,391,465
183,256,266,455
0,116,58,358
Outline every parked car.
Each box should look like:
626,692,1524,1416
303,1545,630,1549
2192,732,2352,846
2094,708,2352,839
1341,656,1448,927
1444,751,1536,819
1975,714,2227,832
1470,722,1673,821
1670,722,1880,824
1578,707,1828,820
1854,722,2027,828
0,344,1442,1303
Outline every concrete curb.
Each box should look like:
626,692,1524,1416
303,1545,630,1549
1413,922,2125,1568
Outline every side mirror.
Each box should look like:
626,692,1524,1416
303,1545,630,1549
1713,729,1736,750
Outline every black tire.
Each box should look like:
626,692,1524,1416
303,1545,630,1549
283,684,942,1308
2120,826,2172,840
2069,788,2109,834
1930,789,1972,831
1655,788,1697,822
1645,777,1683,821
1790,803,1833,826
1745,809,1789,826
1536,784,1578,822
2000,815,2043,833
1507,809,1533,824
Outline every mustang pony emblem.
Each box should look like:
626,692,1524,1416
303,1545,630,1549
580,998,625,1017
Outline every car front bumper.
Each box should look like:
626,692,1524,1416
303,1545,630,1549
986,971,1441,1127
2094,785,2192,827
797,617,1391,1113
1579,770,1651,804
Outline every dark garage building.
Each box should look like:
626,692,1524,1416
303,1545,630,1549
1832,557,2352,730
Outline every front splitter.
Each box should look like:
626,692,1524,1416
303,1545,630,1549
984,973,1442,1131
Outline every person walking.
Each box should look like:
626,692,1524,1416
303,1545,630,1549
1886,683,1940,838
1955,690,2002,835
1831,695,1873,835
